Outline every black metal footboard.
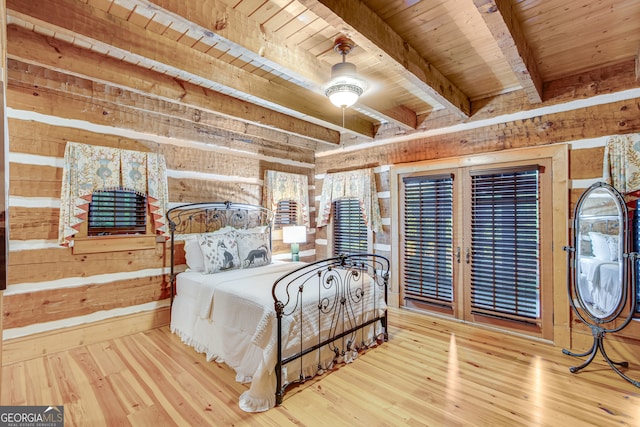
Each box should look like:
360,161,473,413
271,253,390,405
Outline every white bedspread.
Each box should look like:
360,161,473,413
194,262,302,320
170,261,386,412
578,256,621,317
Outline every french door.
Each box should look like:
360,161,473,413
399,158,553,339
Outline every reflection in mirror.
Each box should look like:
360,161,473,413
576,186,623,319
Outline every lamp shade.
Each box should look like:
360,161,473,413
326,84,362,108
282,225,307,244
324,62,367,108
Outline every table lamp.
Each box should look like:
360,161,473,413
282,225,306,261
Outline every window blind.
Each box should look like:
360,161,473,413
470,167,540,322
88,190,147,235
333,199,367,255
274,200,298,229
402,174,454,307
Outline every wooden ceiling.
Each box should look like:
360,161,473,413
6,0,640,147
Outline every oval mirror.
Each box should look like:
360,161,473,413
574,183,625,320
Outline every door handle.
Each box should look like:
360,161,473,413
466,247,471,264
455,246,461,263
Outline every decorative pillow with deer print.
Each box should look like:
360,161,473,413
197,230,241,273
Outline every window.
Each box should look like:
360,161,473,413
332,199,368,256
398,156,555,339
88,189,147,236
274,200,298,229
402,174,454,312
469,167,540,323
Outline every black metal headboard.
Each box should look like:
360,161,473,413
166,201,274,302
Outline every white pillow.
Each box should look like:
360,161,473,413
236,228,271,268
605,234,620,262
589,232,611,261
184,236,205,272
197,230,241,273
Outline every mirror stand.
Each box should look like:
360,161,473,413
564,182,640,388
562,312,640,387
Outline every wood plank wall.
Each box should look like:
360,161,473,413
5,29,640,363
3,57,316,364
314,93,640,352
1,0,8,384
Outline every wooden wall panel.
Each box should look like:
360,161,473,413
9,163,62,198
569,188,584,218
568,145,606,216
2,308,171,366
8,119,157,157
570,147,604,180
6,28,639,360
8,242,181,267
378,198,391,221
8,245,167,285
9,207,58,240
316,98,640,173
4,58,316,354
4,275,167,329
7,83,315,164
167,178,261,205
317,114,618,341
6,28,337,144
1,0,8,387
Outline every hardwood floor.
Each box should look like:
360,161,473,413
2,307,640,426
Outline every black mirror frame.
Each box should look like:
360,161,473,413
563,181,639,387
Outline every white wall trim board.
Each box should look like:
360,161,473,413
9,152,65,167
9,196,60,208
569,137,608,149
9,240,62,252
4,267,175,295
166,169,262,185
571,178,603,189
373,243,392,252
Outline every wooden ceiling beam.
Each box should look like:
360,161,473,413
145,0,327,89
352,59,640,144
7,0,375,139
141,0,418,131
5,24,336,146
355,104,417,131
297,0,471,119
473,0,543,104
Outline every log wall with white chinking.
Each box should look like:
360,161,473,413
315,92,640,355
1,0,9,392
2,58,317,365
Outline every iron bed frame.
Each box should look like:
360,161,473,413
166,201,390,406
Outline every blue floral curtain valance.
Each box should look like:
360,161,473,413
317,168,382,233
262,170,310,227
58,142,169,245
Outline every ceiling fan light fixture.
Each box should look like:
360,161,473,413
324,37,367,109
